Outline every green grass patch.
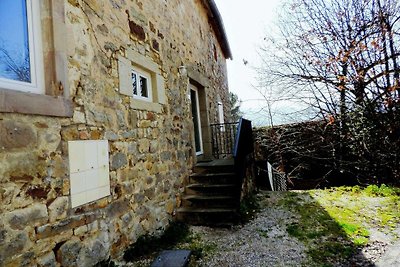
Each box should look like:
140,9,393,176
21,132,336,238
281,185,400,265
280,191,356,265
176,232,217,260
239,193,262,223
364,184,399,197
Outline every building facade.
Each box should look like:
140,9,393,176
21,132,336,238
0,0,232,265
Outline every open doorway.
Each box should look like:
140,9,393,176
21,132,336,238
189,84,203,155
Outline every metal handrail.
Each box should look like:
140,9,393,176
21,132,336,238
210,122,239,158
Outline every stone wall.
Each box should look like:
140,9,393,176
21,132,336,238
0,0,231,265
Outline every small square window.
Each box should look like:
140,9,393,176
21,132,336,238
118,51,166,113
131,69,152,101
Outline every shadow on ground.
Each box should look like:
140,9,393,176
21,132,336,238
279,191,376,266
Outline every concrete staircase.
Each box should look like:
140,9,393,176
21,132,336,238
177,159,240,226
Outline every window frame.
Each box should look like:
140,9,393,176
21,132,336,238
0,0,73,118
0,0,45,94
217,101,226,132
118,49,166,113
131,68,153,102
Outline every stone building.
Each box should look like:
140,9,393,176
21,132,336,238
0,0,232,265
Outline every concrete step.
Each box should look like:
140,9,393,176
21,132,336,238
182,195,236,209
189,172,237,185
185,184,238,196
194,159,235,173
176,207,239,226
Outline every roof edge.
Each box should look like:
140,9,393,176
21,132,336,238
204,0,233,60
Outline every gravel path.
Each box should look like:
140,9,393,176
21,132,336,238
190,191,400,267
192,192,307,267
118,190,399,266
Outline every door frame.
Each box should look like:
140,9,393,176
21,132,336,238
189,84,204,156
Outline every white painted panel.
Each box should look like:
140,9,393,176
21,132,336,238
70,172,86,194
71,192,87,208
86,186,109,204
98,166,109,187
69,140,111,208
97,186,111,198
68,141,87,173
97,140,109,168
85,168,99,191
86,189,99,204
84,141,99,170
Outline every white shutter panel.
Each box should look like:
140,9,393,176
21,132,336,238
118,56,133,96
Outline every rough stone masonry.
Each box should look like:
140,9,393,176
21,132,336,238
0,0,232,266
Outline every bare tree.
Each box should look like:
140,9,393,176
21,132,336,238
229,92,243,122
257,0,400,184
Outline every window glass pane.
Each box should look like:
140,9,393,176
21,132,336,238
131,71,137,95
140,76,148,97
0,0,31,83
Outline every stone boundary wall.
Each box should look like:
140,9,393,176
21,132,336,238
253,121,337,189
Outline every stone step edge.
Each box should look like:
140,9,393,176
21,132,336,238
177,207,237,213
186,184,237,189
190,172,236,177
182,195,235,201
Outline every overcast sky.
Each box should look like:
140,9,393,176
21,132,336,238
214,0,282,126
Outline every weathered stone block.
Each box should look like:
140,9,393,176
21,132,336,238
105,199,130,218
122,130,137,139
6,204,48,230
36,213,97,239
0,231,32,262
139,120,152,128
57,237,83,267
37,251,57,267
73,224,88,236
134,193,145,204
160,151,172,161
61,126,79,141
0,120,37,151
104,131,119,141
82,232,110,265
111,152,127,170
138,139,150,153
52,154,67,178
48,197,69,223
150,140,159,153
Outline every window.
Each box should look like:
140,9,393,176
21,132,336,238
0,0,44,94
131,68,152,101
118,49,166,113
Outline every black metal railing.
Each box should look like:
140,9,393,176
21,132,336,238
233,118,253,175
233,118,254,202
210,122,239,158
